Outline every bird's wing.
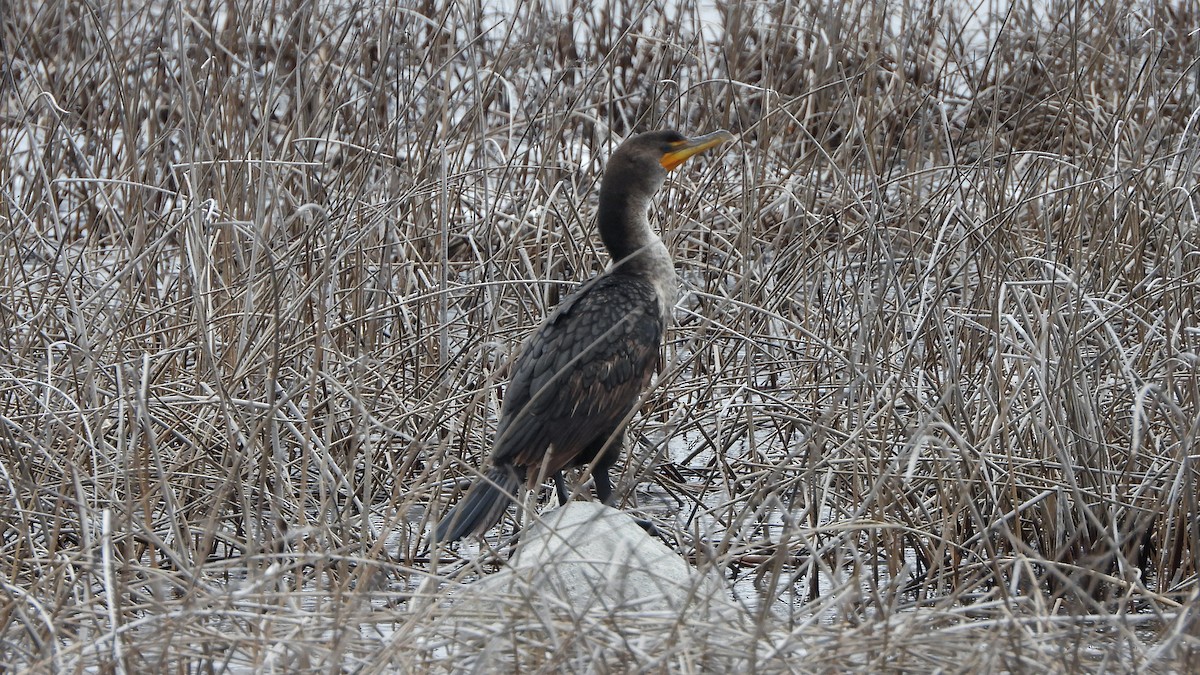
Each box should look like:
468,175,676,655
492,274,664,473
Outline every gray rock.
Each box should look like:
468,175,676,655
480,502,733,615
425,502,775,671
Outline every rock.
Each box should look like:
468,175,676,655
482,502,732,613
425,502,767,671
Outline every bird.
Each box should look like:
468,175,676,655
433,129,734,543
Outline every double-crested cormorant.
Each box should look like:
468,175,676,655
434,129,734,543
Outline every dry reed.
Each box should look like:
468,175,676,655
2,0,1198,671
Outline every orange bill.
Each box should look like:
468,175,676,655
660,130,735,171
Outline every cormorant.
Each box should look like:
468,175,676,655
433,129,734,543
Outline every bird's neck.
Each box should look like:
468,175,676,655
597,190,674,283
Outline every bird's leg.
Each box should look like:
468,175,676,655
592,434,660,538
554,472,569,505
590,434,620,504
593,468,614,504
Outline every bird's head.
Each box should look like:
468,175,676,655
602,129,734,201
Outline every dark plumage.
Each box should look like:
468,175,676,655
434,129,733,543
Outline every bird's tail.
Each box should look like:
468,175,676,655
433,466,524,543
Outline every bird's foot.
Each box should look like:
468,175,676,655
634,517,664,540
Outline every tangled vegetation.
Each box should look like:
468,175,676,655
2,0,1198,671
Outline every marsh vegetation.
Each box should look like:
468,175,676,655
2,0,1199,671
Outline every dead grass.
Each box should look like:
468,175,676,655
2,0,1199,671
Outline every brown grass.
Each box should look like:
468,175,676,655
2,0,1199,671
